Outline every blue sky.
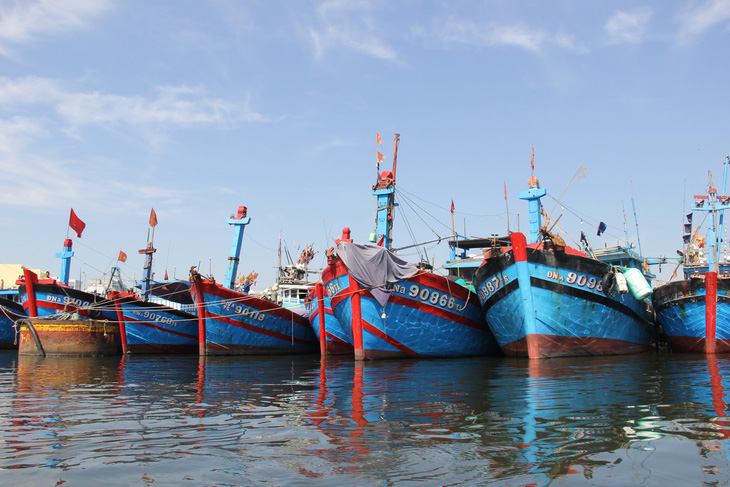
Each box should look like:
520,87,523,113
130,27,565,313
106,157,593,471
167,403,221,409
2,0,730,290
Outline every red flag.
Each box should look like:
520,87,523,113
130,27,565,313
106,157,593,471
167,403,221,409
377,150,385,162
118,251,127,263
504,181,508,200
149,208,158,228
377,132,382,145
531,143,534,171
164,269,169,280
69,208,86,238
450,198,455,215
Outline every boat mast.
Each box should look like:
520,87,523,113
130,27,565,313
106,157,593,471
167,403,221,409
139,210,157,301
56,238,74,286
694,159,730,274
630,180,643,256
373,134,399,250
519,146,547,244
224,206,251,290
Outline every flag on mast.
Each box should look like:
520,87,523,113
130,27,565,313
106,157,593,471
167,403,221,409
118,251,127,262
149,208,158,227
377,132,382,145
377,149,385,162
69,208,86,238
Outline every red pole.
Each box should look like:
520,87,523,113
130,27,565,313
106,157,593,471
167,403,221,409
352,282,364,361
192,280,208,356
316,283,327,355
22,269,39,317
706,271,718,354
111,293,129,354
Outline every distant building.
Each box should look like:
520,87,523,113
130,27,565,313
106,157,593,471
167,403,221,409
0,264,47,290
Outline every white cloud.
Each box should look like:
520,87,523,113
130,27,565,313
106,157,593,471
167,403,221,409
0,0,114,56
308,0,397,60
605,8,653,45
427,18,585,54
677,0,730,41
0,76,264,128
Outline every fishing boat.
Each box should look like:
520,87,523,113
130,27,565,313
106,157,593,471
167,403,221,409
0,294,24,348
474,169,657,359
190,206,318,356
111,210,199,354
653,156,730,354
18,264,117,322
307,282,352,355
321,134,499,360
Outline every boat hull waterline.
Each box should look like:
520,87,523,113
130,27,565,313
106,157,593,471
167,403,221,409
475,232,657,359
191,276,318,356
653,274,730,353
307,282,353,356
322,258,499,360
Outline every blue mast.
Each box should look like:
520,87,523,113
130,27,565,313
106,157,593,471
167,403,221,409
519,177,547,244
138,241,156,300
692,157,730,274
55,238,74,285
372,134,399,250
224,206,251,290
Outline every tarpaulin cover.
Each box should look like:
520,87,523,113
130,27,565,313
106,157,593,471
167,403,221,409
336,242,419,306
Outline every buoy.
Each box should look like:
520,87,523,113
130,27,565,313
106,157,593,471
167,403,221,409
601,272,615,296
622,267,653,300
614,272,629,294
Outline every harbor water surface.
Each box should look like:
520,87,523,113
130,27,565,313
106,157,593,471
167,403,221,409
2,350,730,486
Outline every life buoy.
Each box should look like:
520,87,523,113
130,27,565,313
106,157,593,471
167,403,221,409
601,272,615,296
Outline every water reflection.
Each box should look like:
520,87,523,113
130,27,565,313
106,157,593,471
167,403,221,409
2,351,730,485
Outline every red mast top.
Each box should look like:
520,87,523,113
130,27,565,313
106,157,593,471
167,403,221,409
391,133,400,182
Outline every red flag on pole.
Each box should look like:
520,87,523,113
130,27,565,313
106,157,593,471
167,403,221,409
69,208,86,238
164,269,169,280
118,251,127,262
377,132,382,145
450,198,455,215
149,208,158,228
531,144,534,171
377,150,385,162
504,181,508,200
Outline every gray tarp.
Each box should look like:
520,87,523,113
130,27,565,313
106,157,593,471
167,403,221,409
336,241,419,306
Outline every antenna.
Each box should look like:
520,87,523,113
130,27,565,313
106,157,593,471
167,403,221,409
630,180,643,256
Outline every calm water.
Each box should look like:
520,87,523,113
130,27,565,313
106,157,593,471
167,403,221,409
2,351,730,486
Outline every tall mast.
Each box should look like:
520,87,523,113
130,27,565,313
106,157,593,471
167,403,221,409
56,238,74,285
138,210,158,300
224,206,251,290
372,134,399,250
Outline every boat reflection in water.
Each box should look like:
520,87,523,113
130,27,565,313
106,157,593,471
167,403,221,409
297,354,730,485
5,352,730,485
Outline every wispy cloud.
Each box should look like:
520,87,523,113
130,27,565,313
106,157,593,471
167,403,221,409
0,0,114,57
605,8,653,45
677,0,730,42
418,17,586,54
0,76,265,208
0,77,265,128
307,0,397,60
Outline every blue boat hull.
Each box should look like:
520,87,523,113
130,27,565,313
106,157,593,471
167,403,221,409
653,277,730,353
322,259,500,360
0,297,24,348
18,282,117,321
191,277,318,355
112,294,199,354
475,233,657,359
307,283,352,355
